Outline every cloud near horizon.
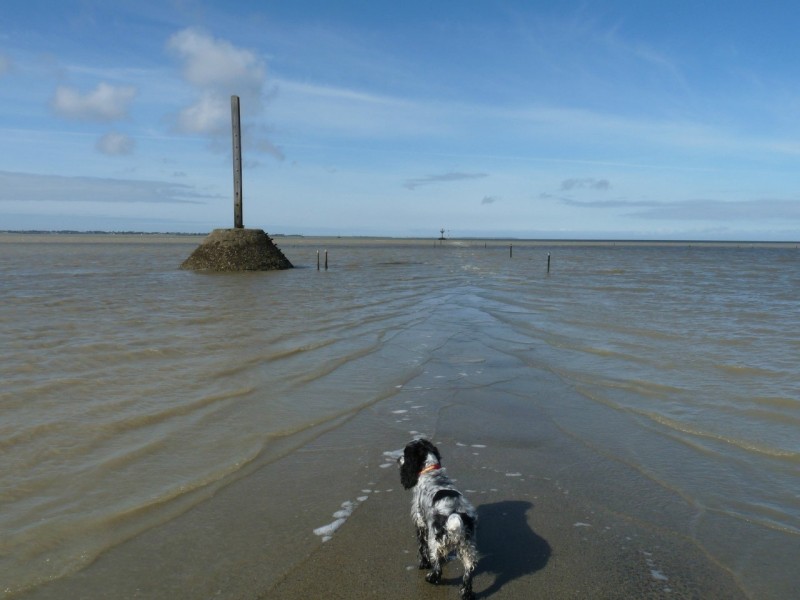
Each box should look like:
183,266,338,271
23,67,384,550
561,197,800,221
0,171,217,205
404,172,488,190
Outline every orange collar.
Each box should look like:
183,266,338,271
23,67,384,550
419,464,441,476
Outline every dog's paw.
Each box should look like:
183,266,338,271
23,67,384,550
460,587,476,600
425,570,441,585
418,558,432,570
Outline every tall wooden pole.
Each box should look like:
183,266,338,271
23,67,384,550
231,95,243,229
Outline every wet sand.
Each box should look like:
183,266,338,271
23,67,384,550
18,359,747,600
262,401,747,599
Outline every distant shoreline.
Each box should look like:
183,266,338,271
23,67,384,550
1,230,797,248
0,230,206,236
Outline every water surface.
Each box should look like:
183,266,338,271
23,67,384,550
1,234,797,598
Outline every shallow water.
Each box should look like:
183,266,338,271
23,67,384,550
1,234,797,598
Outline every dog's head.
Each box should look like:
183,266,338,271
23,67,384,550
398,438,442,489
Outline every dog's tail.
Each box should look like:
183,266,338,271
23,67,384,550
445,513,463,534
444,512,479,574
445,512,476,538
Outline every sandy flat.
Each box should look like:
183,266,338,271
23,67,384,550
15,349,748,600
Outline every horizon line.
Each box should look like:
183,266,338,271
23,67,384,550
2,230,798,245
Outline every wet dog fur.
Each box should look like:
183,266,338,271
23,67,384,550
398,439,478,600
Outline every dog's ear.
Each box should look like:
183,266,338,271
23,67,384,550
400,439,443,489
419,439,441,463
400,440,426,489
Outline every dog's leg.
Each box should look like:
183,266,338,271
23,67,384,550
415,525,432,569
460,563,476,600
425,558,442,585
459,540,478,600
424,532,444,585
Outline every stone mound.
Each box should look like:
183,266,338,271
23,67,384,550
180,228,293,271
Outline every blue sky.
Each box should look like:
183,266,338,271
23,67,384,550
2,0,800,239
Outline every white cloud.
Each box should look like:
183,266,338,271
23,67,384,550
51,83,136,121
167,28,266,93
176,91,229,135
96,132,135,156
167,28,281,158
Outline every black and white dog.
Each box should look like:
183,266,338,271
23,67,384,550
398,438,478,600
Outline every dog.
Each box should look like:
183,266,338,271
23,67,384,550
398,438,478,600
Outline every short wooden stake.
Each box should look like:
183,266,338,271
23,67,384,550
547,252,551,273
509,244,513,258
325,250,328,270
317,250,320,271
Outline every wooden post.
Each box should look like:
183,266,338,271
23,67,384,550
231,95,243,229
547,252,551,273
509,244,513,258
325,250,328,270
317,250,320,271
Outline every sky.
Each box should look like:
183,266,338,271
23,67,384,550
2,0,800,239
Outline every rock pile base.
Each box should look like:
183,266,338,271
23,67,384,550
180,228,293,271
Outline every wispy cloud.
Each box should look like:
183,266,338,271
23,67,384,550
95,132,135,156
404,172,488,190
482,195,499,205
0,171,217,204
276,79,403,106
0,54,11,76
490,104,800,158
270,77,449,140
561,178,611,191
50,83,136,121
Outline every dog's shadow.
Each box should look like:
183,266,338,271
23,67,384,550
474,500,550,597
